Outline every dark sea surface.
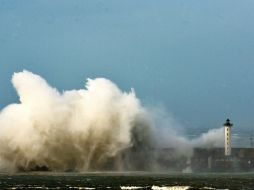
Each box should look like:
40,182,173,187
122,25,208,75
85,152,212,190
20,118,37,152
0,172,253,190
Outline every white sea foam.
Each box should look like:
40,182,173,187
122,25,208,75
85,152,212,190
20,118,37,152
120,186,143,189
69,187,95,190
152,186,190,190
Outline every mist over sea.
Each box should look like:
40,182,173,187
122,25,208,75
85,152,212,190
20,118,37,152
187,126,254,148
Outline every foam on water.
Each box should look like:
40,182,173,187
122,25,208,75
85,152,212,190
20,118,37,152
152,186,190,190
120,186,144,189
69,187,95,190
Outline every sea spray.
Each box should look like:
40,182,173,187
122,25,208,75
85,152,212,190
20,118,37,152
0,71,154,171
0,70,224,172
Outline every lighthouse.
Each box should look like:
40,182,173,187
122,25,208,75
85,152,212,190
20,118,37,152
224,119,233,156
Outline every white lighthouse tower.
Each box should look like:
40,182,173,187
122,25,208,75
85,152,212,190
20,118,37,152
224,119,233,156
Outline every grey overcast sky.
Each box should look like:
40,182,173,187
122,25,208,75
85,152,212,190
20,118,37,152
0,0,254,131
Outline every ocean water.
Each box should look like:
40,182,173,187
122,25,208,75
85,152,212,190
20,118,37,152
0,172,253,190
